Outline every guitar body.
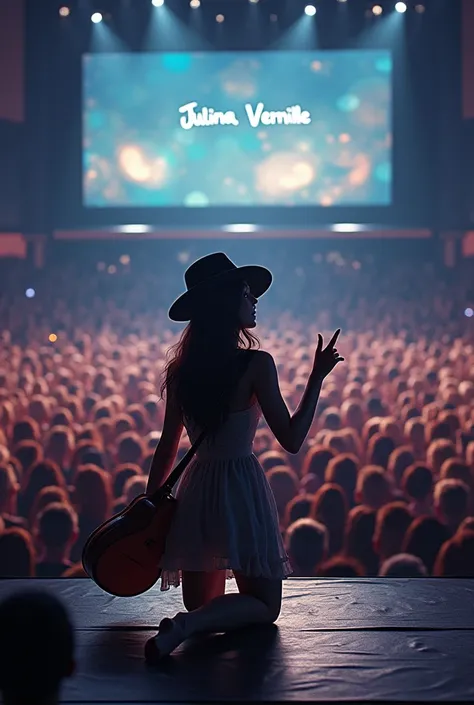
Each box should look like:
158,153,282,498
82,493,177,597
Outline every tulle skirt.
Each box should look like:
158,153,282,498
159,453,293,591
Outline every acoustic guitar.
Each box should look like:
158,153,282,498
82,436,204,597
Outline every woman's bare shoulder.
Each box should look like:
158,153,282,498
246,350,277,382
249,349,275,366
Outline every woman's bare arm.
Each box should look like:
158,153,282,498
146,382,183,494
253,330,342,454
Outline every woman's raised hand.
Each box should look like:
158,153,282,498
312,329,344,381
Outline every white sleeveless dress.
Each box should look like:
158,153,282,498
159,402,293,590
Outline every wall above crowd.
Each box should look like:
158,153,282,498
0,0,24,123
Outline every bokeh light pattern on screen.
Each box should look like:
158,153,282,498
83,50,392,208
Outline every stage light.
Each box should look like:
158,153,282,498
152,0,164,6
395,2,407,12
91,12,103,23
331,223,364,233
465,307,474,318
59,6,70,17
249,0,259,3
190,0,200,7
415,4,425,12
337,0,347,3
48,333,58,343
117,224,152,234
304,5,317,16
372,5,383,15
25,288,35,298
216,13,225,22
224,224,258,233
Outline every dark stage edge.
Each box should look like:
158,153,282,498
1,577,473,703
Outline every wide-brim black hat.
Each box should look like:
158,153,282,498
169,252,272,322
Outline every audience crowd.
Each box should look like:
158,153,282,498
0,250,473,580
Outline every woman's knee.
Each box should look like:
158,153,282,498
182,570,225,612
235,574,282,623
266,601,281,624
262,594,281,624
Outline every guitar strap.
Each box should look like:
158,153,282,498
152,350,256,502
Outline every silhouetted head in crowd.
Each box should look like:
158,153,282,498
301,445,336,484
34,503,79,564
112,464,142,498
402,464,434,516
0,529,35,577
343,505,378,576
284,494,313,528
311,483,348,556
341,400,364,433
12,419,39,446
29,486,70,527
285,518,328,576
434,478,470,533
0,590,75,705
44,427,74,470
19,460,66,520
387,446,415,489
325,453,359,508
404,418,425,458
440,458,472,492
434,530,474,577
266,466,299,520
367,433,396,470
367,397,386,417
356,466,392,510
427,439,456,476
373,502,413,562
320,408,341,432
116,432,144,466
123,475,147,504
402,516,450,574
379,553,427,577
13,440,43,476
73,466,112,523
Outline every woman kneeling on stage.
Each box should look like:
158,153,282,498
145,253,343,661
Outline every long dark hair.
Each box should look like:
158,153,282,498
161,278,259,431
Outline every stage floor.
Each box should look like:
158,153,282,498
1,577,473,703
